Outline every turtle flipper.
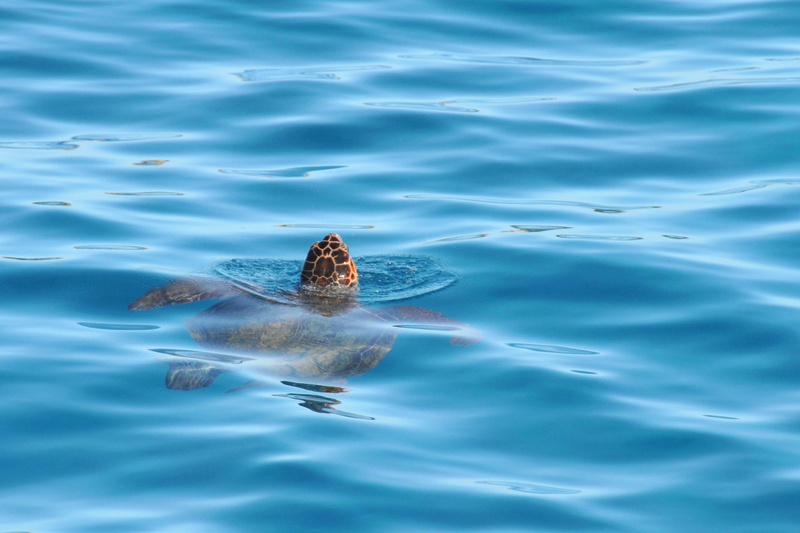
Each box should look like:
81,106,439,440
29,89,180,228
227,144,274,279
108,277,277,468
129,278,238,310
383,305,481,346
165,360,225,390
225,379,269,394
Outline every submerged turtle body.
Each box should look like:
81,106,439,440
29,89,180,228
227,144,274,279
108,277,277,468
185,294,395,381
130,234,479,390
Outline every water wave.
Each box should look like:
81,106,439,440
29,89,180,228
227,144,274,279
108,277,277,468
701,179,800,196
219,165,346,178
234,64,390,82
635,77,800,92
405,194,659,212
400,52,645,67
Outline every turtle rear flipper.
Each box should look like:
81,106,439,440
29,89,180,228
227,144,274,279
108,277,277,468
165,360,226,390
383,305,481,346
129,278,238,310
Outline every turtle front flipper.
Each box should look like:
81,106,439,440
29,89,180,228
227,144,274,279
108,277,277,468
129,278,238,310
382,305,481,346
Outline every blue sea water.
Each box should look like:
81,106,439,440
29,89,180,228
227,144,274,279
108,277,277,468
3,0,800,531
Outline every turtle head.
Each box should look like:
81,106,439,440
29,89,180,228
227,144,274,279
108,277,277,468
301,234,358,288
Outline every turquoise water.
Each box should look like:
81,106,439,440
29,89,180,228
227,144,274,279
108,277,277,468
3,0,800,531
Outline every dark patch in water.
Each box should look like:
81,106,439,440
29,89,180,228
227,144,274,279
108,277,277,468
393,324,461,332
275,393,374,420
150,348,255,364
400,52,645,67
33,201,71,206
635,77,800,92
704,414,739,420
0,141,78,150
508,343,598,355
702,179,800,196
281,381,348,394
105,191,184,196
71,133,182,142
556,234,643,241
79,322,159,331
428,233,489,243
74,244,147,250
219,165,346,178
509,225,570,232
133,159,169,166
2,256,63,261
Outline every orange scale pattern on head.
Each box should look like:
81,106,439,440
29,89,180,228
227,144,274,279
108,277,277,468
300,234,359,287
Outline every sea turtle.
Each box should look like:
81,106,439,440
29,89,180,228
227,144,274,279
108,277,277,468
130,234,479,391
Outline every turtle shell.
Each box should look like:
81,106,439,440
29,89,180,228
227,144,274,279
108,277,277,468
184,294,397,381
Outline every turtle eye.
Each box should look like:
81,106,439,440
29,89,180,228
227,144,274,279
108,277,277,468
334,263,351,277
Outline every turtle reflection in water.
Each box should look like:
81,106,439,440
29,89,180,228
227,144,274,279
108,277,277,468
130,234,480,394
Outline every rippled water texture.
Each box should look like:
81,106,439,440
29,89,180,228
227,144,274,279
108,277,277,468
2,1,800,532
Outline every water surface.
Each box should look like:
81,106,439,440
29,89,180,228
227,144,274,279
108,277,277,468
2,1,800,532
